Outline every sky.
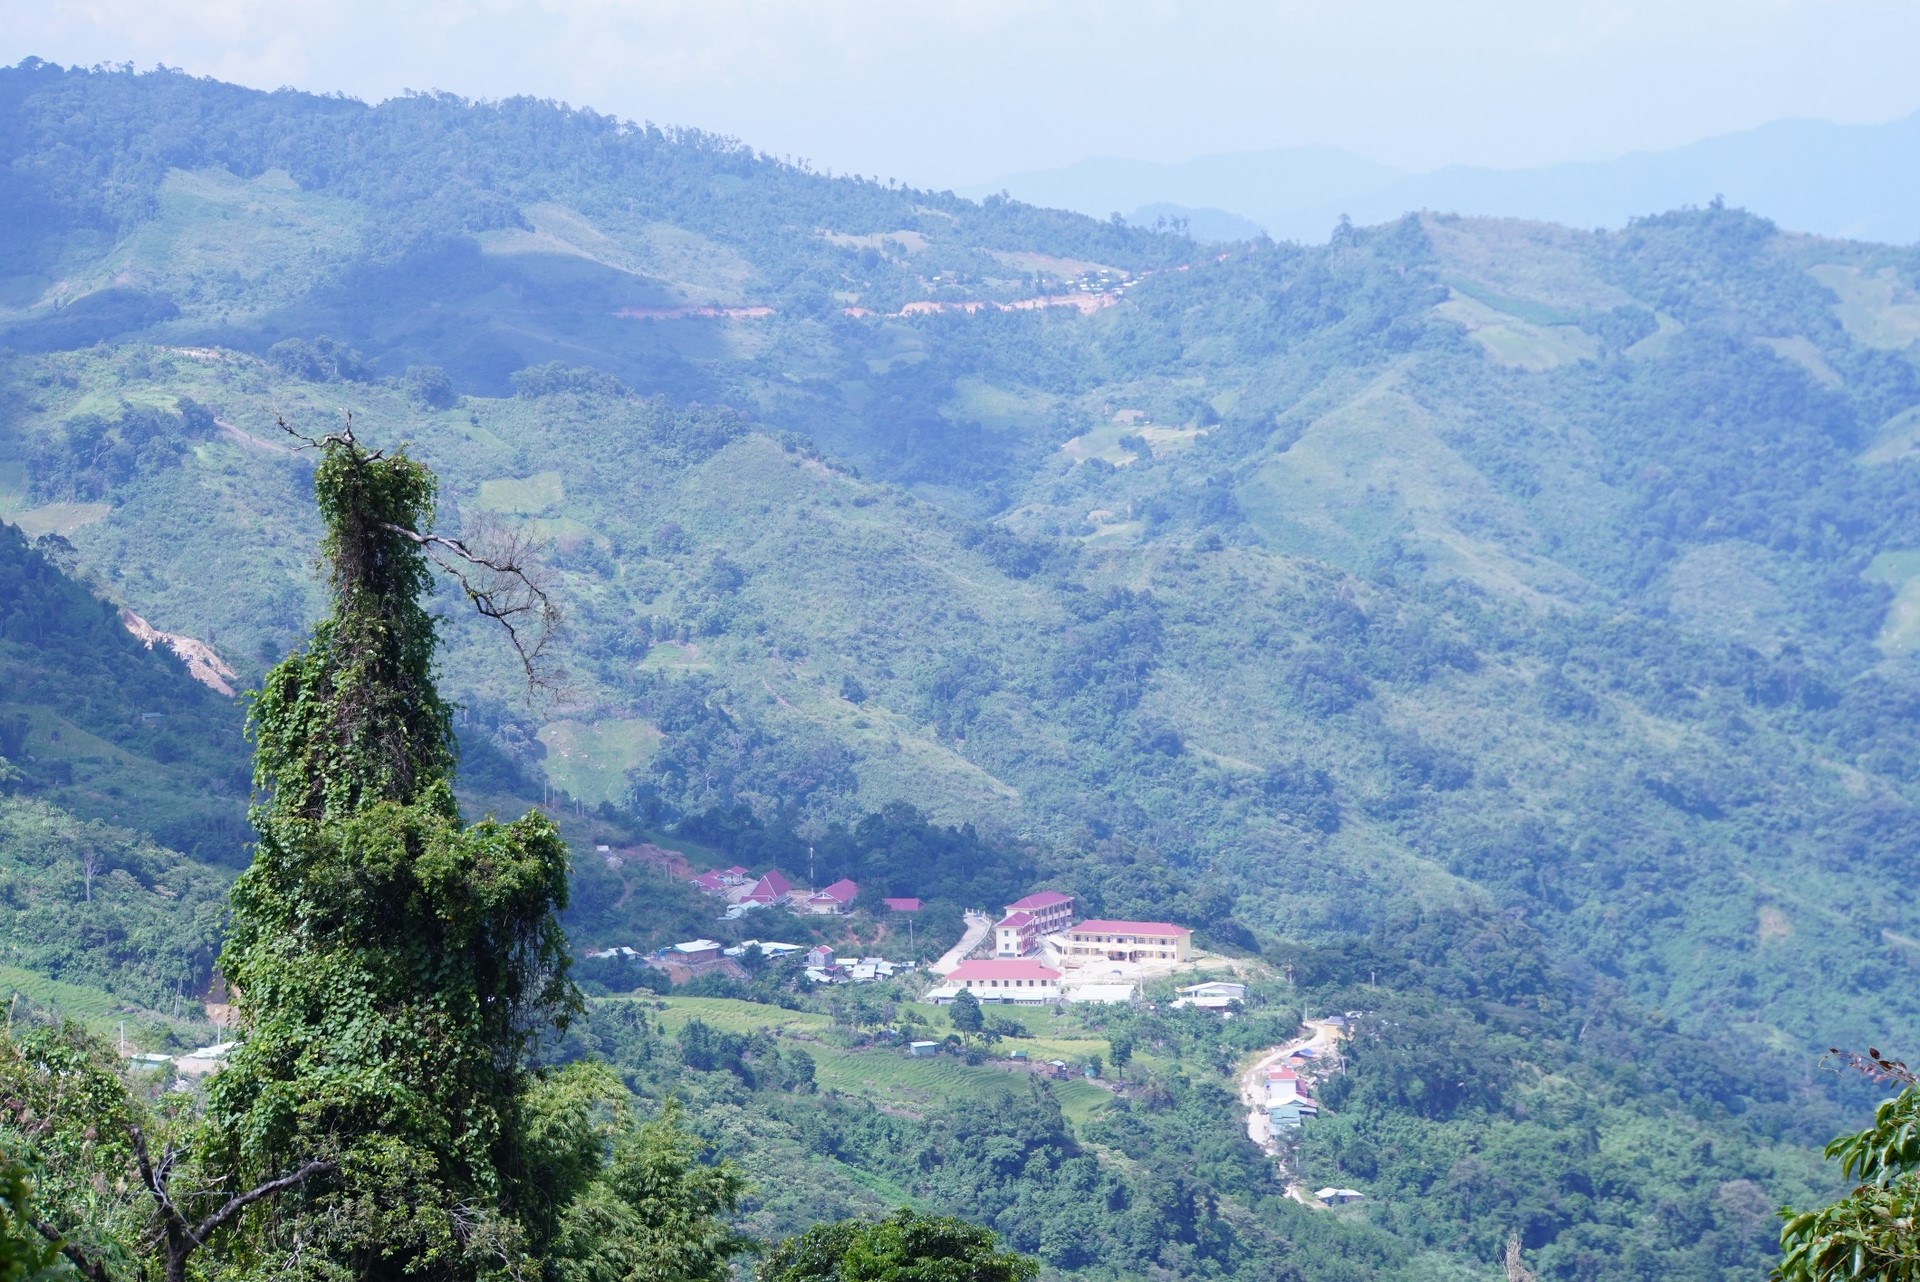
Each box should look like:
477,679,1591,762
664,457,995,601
4,0,1918,189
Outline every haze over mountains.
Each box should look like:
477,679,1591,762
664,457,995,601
975,111,1920,245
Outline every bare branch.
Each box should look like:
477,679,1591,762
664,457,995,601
189,1159,335,1245
378,516,565,693
32,1221,112,1282
129,1126,180,1229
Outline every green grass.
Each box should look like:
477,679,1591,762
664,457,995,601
9,502,112,537
648,996,832,1035
478,471,566,514
1810,263,1920,350
1434,292,1600,370
536,717,662,807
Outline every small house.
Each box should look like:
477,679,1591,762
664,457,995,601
882,897,923,913
671,939,723,964
738,871,793,907
805,945,836,970
803,878,859,915
1315,1188,1365,1206
909,1041,941,1057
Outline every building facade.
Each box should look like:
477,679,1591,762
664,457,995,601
1061,920,1193,963
1002,890,1075,934
944,959,1062,1003
993,910,1039,956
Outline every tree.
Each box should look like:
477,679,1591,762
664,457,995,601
1777,1050,1920,1281
1108,1032,1133,1080
203,423,578,1278
758,1209,1038,1282
0,1150,65,1282
949,990,983,1037
552,1101,749,1282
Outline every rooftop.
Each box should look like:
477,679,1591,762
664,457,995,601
1069,919,1190,937
995,911,1035,930
949,959,1062,983
882,897,923,912
1006,890,1074,911
809,877,859,903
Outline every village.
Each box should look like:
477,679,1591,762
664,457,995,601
582,864,1360,1205
598,867,1242,1009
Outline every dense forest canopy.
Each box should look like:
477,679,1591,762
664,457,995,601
1,59,1919,1280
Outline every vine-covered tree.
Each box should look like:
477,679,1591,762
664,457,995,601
205,424,579,1277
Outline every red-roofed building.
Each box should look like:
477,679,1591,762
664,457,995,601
946,959,1061,1003
882,897,923,913
689,870,728,895
994,911,1039,957
739,870,794,905
1062,920,1192,963
803,878,859,915
1002,890,1075,934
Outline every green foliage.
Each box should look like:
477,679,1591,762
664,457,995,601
209,430,578,1277
553,1102,749,1282
1779,1059,1920,1282
0,520,248,860
0,1150,67,1282
759,1208,1037,1282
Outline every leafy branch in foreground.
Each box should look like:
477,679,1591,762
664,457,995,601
1777,1049,1920,1281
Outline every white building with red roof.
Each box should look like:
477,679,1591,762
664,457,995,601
993,910,1039,957
1002,890,1075,934
802,878,859,915
738,870,794,906
943,958,1061,1003
1061,920,1193,963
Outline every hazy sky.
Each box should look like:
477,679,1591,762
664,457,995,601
5,1,1918,187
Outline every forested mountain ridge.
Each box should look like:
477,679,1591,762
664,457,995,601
2,60,1920,1279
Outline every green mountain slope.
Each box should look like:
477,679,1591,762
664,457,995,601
5,61,1920,1279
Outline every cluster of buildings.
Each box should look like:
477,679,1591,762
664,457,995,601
992,891,1193,963
1264,1063,1319,1130
928,890,1201,1006
803,945,909,985
687,866,869,919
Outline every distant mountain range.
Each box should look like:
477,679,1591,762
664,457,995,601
971,112,1920,244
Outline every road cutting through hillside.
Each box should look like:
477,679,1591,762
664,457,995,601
1239,1018,1346,1151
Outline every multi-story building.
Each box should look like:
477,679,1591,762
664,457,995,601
993,910,1039,956
1060,920,1192,963
1002,890,1075,935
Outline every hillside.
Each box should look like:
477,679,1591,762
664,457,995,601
2,61,1920,1279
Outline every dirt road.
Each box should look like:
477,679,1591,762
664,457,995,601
1239,1018,1345,1151
928,911,992,976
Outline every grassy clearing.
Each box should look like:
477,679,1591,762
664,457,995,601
648,996,832,1035
1434,292,1600,370
1861,406,1920,465
478,471,566,514
10,502,112,537
536,718,662,808
1811,263,1920,350
1866,550,1920,653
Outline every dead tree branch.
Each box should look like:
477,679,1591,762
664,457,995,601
32,1221,112,1282
273,412,563,693
132,1124,333,1282
379,516,563,691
